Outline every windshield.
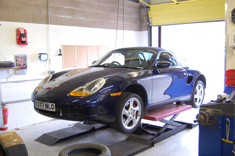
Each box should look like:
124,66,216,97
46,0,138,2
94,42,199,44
92,49,154,70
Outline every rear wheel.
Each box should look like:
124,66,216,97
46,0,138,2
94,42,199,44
187,80,205,108
114,92,143,133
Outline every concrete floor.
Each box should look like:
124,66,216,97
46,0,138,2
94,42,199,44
1,108,199,156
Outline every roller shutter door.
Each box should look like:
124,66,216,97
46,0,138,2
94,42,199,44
149,0,225,26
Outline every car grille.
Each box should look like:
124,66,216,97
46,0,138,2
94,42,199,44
60,108,87,117
58,105,89,117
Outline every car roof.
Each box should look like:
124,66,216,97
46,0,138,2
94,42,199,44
114,47,168,53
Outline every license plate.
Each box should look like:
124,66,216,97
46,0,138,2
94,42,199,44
35,100,56,112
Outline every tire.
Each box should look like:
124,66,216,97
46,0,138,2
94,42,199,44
114,92,143,133
0,132,28,156
0,145,5,156
58,143,111,156
186,80,205,108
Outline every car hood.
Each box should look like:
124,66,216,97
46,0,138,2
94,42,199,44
43,67,149,92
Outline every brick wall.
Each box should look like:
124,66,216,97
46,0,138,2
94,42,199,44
140,6,148,31
0,0,148,31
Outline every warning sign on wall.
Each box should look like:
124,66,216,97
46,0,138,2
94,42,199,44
15,54,27,69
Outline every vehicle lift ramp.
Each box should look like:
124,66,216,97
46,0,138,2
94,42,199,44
109,104,195,156
36,104,195,156
139,104,194,142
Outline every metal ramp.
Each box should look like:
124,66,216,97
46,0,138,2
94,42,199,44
36,104,196,156
35,123,105,146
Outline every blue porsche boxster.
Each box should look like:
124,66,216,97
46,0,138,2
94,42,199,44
32,47,206,133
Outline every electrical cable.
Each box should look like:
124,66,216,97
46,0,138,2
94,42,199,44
123,0,125,48
47,0,51,74
115,0,120,49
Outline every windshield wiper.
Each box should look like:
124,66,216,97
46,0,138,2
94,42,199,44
91,65,142,70
112,66,142,70
91,64,109,68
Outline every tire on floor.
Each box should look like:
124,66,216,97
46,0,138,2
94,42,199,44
59,143,111,156
0,132,28,156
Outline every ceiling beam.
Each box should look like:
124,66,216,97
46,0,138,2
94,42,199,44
124,0,140,3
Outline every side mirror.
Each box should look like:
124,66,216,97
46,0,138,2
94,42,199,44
157,61,172,68
152,61,172,74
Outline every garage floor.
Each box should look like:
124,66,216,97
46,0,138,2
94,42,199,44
2,108,199,156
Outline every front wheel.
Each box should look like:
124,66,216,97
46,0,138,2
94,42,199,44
186,80,205,108
114,92,143,133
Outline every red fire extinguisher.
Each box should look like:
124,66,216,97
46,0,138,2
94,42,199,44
0,105,8,131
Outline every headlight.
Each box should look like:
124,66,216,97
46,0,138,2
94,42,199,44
35,75,52,91
69,78,106,97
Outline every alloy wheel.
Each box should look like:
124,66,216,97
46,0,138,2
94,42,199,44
193,83,204,107
121,97,141,130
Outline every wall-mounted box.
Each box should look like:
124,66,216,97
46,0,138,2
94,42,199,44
39,53,48,61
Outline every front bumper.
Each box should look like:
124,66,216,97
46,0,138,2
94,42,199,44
32,91,120,123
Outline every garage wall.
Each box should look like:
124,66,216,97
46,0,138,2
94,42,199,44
0,22,49,79
0,0,148,31
48,24,148,72
0,20,147,81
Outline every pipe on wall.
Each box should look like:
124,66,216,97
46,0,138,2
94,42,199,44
0,79,42,104
2,99,31,105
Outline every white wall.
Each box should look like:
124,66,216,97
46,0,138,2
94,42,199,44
0,21,148,81
0,21,148,130
49,25,148,72
0,22,49,80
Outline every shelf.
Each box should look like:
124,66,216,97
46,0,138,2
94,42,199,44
0,67,23,70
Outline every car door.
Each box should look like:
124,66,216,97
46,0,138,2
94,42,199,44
151,52,188,105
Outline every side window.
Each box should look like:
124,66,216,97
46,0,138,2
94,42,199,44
140,52,153,62
169,54,178,66
157,52,178,67
138,52,153,69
